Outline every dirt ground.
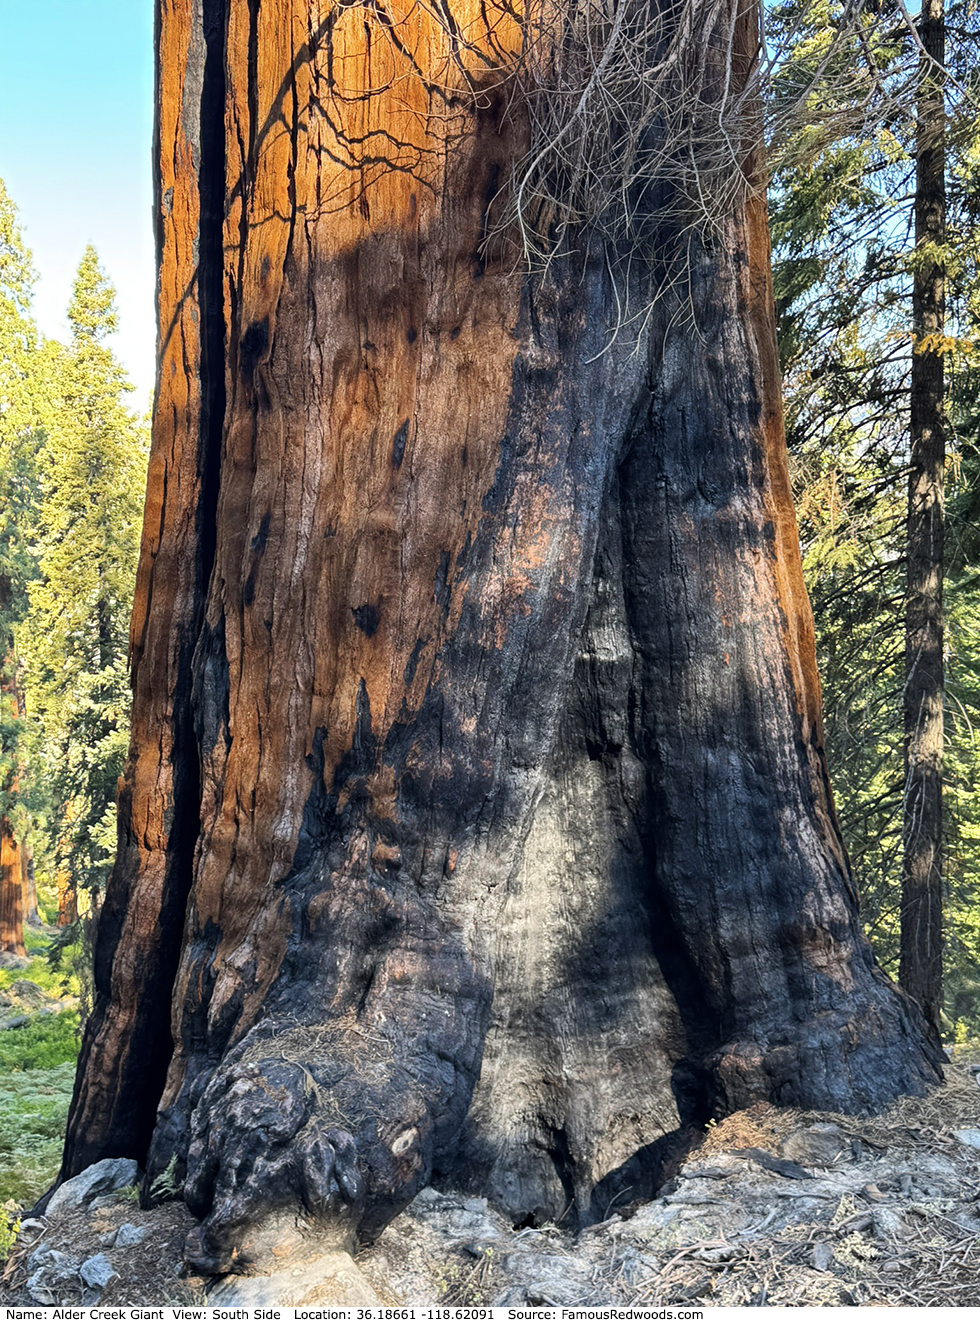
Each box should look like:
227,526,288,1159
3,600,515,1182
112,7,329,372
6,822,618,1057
3,1048,980,1308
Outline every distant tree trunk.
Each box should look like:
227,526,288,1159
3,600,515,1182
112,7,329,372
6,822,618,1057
0,820,25,957
61,0,942,1272
56,866,77,928
22,844,40,927
0,651,26,958
901,0,945,1037
53,798,81,927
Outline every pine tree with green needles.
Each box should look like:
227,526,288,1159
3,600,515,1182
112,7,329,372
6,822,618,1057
17,248,147,919
0,177,47,955
769,0,980,1035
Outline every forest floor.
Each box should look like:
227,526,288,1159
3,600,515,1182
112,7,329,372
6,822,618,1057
5,1041,978,1311
2,1048,980,1307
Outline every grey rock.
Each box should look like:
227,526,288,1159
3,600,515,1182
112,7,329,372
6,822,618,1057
26,1248,80,1304
954,1129,980,1150
690,1243,745,1263
613,1247,660,1286
113,1222,148,1247
492,1287,528,1306
496,1251,592,1305
9,980,48,1009
80,1254,118,1290
811,1241,834,1272
779,1125,846,1168
90,1193,133,1210
406,1188,509,1245
525,1282,582,1306
873,1207,905,1237
27,1244,59,1273
46,1158,139,1217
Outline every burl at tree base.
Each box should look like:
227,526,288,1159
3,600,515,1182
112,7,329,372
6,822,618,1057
58,0,941,1276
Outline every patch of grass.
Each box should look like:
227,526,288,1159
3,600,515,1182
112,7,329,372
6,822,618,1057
0,1061,76,1206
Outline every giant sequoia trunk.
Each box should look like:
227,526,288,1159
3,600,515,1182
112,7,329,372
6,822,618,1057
61,0,941,1274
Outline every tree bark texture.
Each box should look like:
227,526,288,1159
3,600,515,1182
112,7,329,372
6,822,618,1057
0,820,25,957
55,867,78,929
23,844,40,928
0,659,26,957
901,0,945,1038
62,0,942,1272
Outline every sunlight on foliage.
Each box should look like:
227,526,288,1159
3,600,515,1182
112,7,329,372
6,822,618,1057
773,0,980,1029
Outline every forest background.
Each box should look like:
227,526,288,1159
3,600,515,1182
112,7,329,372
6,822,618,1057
1,0,980,1212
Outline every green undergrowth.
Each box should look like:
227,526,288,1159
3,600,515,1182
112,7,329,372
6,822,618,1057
0,1060,76,1205
0,930,82,1002
0,927,81,1206
0,1009,80,1072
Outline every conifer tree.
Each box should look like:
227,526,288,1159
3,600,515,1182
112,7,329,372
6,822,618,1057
17,248,147,921
0,178,43,957
769,1,980,1031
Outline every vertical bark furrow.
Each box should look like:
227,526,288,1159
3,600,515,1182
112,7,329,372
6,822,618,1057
59,0,229,1180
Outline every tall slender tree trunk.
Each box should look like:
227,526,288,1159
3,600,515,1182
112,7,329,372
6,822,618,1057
60,0,941,1273
901,0,945,1037
55,800,80,927
0,650,26,958
56,866,78,928
0,821,25,958
22,843,40,928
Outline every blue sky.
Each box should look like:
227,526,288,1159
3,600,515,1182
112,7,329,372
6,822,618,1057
0,1,155,402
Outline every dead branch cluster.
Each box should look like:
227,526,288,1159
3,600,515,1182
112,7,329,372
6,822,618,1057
349,0,940,264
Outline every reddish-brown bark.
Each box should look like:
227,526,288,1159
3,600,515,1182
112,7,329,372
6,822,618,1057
0,660,26,957
55,867,77,929
60,0,941,1273
0,820,25,958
